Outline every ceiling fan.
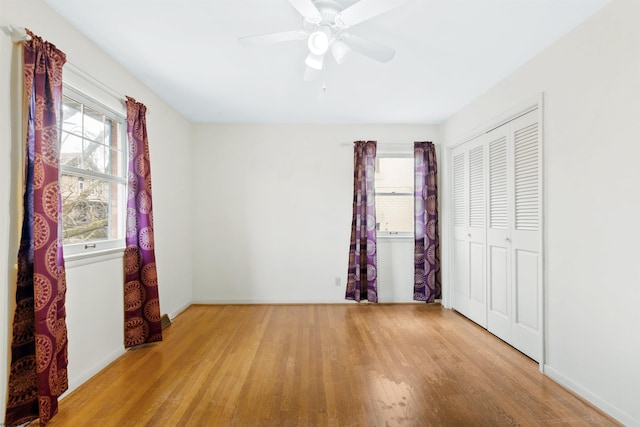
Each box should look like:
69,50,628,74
238,0,407,80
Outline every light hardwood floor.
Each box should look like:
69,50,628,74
46,304,619,426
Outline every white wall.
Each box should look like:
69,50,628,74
377,237,415,302
0,0,194,417
191,124,437,303
440,0,640,424
64,256,126,391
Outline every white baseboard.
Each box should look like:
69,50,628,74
60,301,188,401
191,298,354,305
191,298,433,305
64,347,126,398
544,364,638,427
168,300,191,320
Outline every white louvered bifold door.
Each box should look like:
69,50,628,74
449,108,541,362
465,138,487,327
451,146,470,317
486,125,512,343
509,111,541,361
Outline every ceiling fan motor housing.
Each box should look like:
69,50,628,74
303,0,345,56
304,0,341,27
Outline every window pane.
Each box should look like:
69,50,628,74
108,181,123,241
83,140,107,174
60,132,83,168
83,106,105,142
375,157,413,192
61,174,123,244
375,157,414,233
108,148,122,176
376,195,413,232
62,97,82,136
105,118,122,151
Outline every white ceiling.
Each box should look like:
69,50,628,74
44,0,610,124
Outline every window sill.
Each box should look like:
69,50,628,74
64,246,125,268
377,233,414,240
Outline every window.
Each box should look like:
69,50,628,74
375,155,414,236
59,87,127,256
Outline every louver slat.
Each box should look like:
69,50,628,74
469,146,484,228
453,153,465,227
489,136,507,229
514,123,539,231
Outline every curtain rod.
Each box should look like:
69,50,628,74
2,26,123,103
3,25,142,112
339,142,435,147
2,25,31,42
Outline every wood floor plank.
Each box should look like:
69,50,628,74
45,304,620,426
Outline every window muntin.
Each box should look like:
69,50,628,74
375,155,414,236
59,87,126,255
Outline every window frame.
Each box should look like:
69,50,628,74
60,84,128,259
375,152,414,239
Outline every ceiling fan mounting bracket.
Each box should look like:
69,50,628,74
303,0,341,28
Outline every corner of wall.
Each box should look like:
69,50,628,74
544,365,638,427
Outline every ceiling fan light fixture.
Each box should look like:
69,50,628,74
305,52,325,70
330,40,351,64
307,27,331,55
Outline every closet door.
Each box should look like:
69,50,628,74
486,125,512,342
451,147,469,316
466,139,487,327
450,139,487,327
449,108,542,362
509,111,541,361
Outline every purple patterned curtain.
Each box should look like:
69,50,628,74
5,30,69,427
414,141,441,302
123,97,162,348
345,141,378,303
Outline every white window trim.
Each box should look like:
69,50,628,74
377,232,413,240
375,152,414,239
60,82,127,260
64,246,125,269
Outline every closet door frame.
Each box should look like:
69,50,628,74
446,94,545,371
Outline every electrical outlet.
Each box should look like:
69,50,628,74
334,277,341,287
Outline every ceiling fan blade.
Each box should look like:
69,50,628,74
238,30,308,46
335,0,408,28
288,0,322,22
340,33,395,63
